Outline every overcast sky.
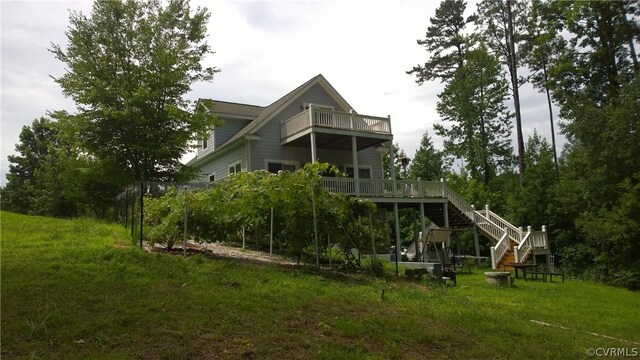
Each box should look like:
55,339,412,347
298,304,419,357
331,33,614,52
1,0,564,186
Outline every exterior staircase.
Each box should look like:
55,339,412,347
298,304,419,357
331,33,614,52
321,177,550,269
439,183,550,269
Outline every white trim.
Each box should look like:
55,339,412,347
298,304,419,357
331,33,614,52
265,159,300,173
344,164,373,179
208,172,216,183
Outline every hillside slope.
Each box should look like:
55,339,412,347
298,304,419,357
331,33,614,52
1,212,638,359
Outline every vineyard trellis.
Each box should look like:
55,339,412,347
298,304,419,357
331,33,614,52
114,164,389,271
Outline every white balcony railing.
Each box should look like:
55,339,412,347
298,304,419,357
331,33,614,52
281,107,391,140
322,178,443,198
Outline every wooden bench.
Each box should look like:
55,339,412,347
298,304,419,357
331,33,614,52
526,271,565,283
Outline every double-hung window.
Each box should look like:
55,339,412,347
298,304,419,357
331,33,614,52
266,160,298,173
345,166,372,179
228,161,242,175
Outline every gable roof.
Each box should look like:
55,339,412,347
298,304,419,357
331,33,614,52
189,74,354,166
201,99,263,118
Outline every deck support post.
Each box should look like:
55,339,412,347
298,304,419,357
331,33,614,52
473,225,481,266
419,202,426,262
443,202,450,250
393,202,401,276
369,208,377,260
270,207,274,257
352,136,360,196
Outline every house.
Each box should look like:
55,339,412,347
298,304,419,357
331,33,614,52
188,74,550,272
187,74,392,184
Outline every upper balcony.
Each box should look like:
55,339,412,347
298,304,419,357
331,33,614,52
281,106,392,150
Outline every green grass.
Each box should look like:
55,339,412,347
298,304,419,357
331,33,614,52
2,211,639,359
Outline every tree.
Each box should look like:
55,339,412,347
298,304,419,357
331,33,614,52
508,131,557,228
536,1,639,286
4,115,126,218
435,44,513,185
4,117,63,214
520,0,566,178
408,130,445,181
476,0,529,189
407,0,475,84
50,0,219,183
383,142,406,180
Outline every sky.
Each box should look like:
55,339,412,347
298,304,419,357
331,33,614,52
0,0,565,186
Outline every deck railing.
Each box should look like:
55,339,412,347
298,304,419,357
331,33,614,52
514,226,548,263
490,229,510,269
321,178,443,198
480,206,523,244
281,107,391,140
320,177,549,262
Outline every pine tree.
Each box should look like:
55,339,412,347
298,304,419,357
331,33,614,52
476,0,529,189
408,131,445,181
435,44,513,185
407,0,475,84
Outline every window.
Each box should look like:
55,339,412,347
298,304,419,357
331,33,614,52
202,135,208,149
266,160,298,173
208,173,216,183
228,161,242,175
345,166,372,179
303,103,335,111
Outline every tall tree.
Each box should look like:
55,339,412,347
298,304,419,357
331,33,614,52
383,142,407,180
407,0,475,84
408,130,445,181
4,118,61,214
435,44,513,185
540,1,640,287
520,0,566,178
5,117,78,217
50,0,219,182
510,131,557,228
476,0,529,188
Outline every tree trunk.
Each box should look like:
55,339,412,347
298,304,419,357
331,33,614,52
507,0,526,189
543,63,560,178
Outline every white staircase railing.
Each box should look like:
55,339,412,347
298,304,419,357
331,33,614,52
490,228,510,269
439,181,520,245
514,226,549,263
480,205,523,244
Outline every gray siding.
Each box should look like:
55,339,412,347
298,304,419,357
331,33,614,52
214,119,252,148
249,83,384,178
196,143,247,182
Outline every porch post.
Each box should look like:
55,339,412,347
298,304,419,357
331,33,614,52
388,140,396,195
393,202,401,276
352,136,360,196
309,104,317,162
310,132,317,162
246,139,251,171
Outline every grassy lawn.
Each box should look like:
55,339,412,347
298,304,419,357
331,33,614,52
2,211,639,359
